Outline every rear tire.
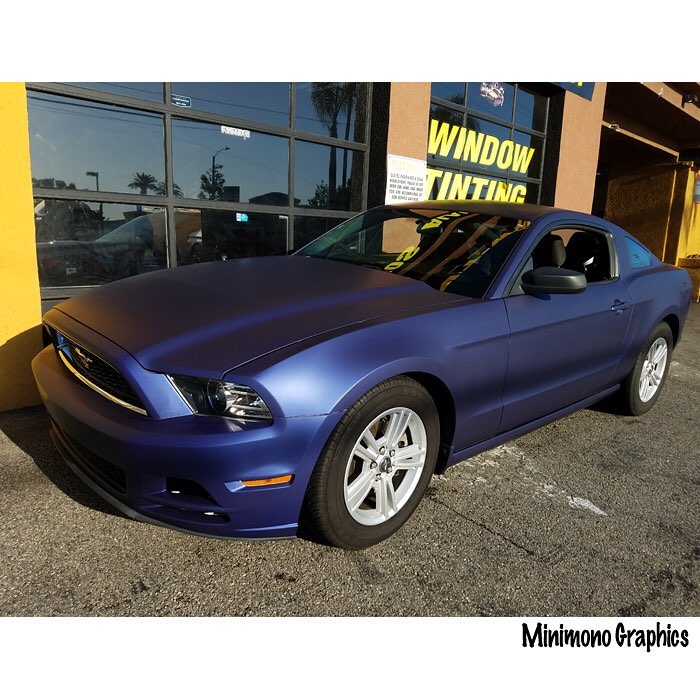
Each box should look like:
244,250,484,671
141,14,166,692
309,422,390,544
301,376,439,549
620,322,673,416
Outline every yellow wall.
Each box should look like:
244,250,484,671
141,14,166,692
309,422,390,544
677,168,700,260
687,188,700,258
677,168,700,302
0,82,43,411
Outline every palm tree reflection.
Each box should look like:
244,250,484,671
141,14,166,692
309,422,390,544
310,83,359,210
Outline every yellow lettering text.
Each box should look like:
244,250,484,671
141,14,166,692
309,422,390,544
424,168,443,198
496,140,514,170
478,135,500,167
418,209,468,230
461,129,485,164
510,184,527,203
428,119,460,158
437,171,453,199
397,245,419,261
471,176,489,199
447,173,472,199
492,182,512,202
484,180,498,200
452,127,467,161
512,144,535,175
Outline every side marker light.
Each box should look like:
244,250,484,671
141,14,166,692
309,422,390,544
242,475,293,487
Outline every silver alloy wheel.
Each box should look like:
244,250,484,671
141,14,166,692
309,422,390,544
639,337,668,402
343,407,428,526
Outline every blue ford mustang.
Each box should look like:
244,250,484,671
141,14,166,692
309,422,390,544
32,201,694,549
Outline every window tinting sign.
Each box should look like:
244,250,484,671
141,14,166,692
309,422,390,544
171,94,192,108
480,83,505,107
426,118,535,202
221,125,251,140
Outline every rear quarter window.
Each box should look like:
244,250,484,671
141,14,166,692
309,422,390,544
625,237,653,269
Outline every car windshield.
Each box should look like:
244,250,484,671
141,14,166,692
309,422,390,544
296,208,530,298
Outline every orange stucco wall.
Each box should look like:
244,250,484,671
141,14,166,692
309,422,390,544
605,164,697,266
605,164,679,261
553,83,607,213
386,83,431,160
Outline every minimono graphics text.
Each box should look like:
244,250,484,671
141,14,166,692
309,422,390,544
522,621,689,652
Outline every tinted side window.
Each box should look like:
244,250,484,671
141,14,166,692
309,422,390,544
625,237,653,269
560,229,614,283
510,226,617,296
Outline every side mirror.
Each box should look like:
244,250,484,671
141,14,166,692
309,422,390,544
521,266,587,295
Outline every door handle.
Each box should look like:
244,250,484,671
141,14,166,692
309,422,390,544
611,299,630,313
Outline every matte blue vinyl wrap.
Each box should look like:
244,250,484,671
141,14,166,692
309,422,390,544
33,344,344,538
32,203,693,540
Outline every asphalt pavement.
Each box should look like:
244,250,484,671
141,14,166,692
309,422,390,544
1,306,698,616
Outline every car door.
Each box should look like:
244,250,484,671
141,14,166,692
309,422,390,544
499,225,633,433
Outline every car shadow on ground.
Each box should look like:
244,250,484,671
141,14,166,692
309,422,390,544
0,405,128,521
586,393,628,416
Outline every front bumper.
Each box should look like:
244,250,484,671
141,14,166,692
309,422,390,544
32,344,342,539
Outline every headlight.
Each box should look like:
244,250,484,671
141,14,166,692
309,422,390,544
168,374,272,422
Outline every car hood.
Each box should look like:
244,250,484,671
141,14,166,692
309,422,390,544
53,256,457,376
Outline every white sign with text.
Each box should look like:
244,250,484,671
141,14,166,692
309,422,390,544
385,154,427,204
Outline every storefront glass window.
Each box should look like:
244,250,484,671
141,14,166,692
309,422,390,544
294,83,368,142
509,180,539,204
459,118,513,175
34,199,166,287
172,118,289,203
429,103,463,129
467,82,515,121
27,82,371,303
426,167,513,201
431,83,466,106
428,82,549,204
514,85,548,132
511,131,544,179
27,92,165,196
170,83,290,127
295,140,364,212
426,165,458,200
63,83,164,102
174,208,288,264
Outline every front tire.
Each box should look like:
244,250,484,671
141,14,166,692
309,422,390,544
620,322,673,415
301,376,440,549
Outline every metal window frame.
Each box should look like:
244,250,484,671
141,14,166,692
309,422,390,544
427,82,550,203
27,81,372,301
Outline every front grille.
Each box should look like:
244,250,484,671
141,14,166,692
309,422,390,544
57,425,128,494
48,326,145,413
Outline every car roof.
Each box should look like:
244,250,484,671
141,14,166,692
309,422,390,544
376,199,573,221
